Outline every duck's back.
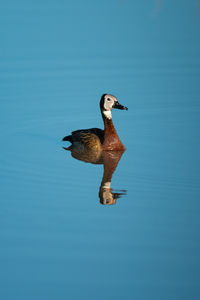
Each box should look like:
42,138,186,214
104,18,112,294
72,128,104,142
63,128,104,150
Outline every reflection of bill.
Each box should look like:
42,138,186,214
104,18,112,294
63,147,127,205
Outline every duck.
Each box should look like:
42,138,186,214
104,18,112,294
62,94,128,151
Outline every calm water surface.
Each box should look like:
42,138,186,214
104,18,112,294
0,1,200,299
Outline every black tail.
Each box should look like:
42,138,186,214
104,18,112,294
62,135,73,142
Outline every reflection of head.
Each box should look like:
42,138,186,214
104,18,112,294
99,182,126,205
99,188,116,205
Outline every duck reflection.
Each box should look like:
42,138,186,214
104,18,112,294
98,150,127,205
63,146,127,205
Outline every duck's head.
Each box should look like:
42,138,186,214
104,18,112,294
100,94,128,120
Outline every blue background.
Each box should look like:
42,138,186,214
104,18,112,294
0,1,200,299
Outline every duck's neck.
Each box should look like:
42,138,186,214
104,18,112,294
102,113,125,150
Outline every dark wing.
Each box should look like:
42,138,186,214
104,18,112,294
71,128,104,144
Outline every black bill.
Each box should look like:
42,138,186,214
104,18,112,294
113,101,128,110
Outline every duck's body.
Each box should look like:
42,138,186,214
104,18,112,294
63,94,128,151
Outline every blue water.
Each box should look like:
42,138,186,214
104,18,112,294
1,1,200,299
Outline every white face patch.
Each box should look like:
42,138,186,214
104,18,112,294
103,110,112,119
103,94,117,111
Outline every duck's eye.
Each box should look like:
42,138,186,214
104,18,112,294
107,98,111,101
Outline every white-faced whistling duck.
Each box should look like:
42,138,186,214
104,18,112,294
62,94,128,151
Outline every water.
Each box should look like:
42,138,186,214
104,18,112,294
1,1,200,299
